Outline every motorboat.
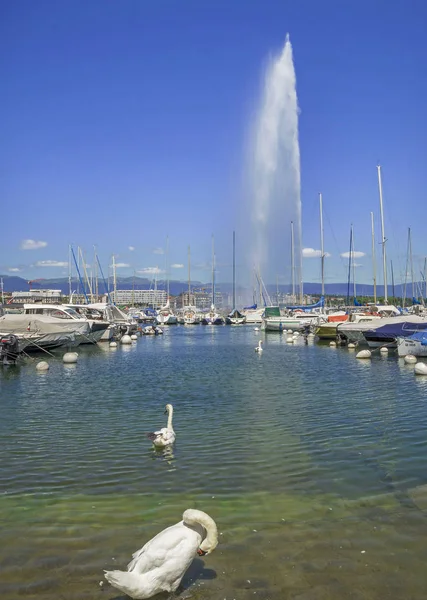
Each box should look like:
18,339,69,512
0,303,91,350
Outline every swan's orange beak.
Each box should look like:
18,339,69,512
197,548,207,556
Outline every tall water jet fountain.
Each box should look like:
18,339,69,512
250,34,303,301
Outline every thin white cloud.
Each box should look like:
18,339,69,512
340,251,365,259
302,248,331,258
128,246,135,251
114,262,130,268
35,260,68,267
353,263,364,268
8,267,22,272
171,263,184,269
153,247,164,255
137,267,165,275
21,239,47,250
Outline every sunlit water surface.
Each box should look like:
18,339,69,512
1,326,427,600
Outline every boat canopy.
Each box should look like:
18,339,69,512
285,296,325,311
264,306,280,318
243,303,257,310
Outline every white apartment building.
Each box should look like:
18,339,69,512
11,289,62,303
110,289,167,306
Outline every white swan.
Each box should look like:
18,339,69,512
147,403,176,447
104,509,218,599
255,340,263,353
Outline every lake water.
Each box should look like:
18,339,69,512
1,325,427,599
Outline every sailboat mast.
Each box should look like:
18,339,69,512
232,231,236,309
188,245,191,307
291,221,295,301
0,277,4,304
112,254,117,303
409,227,415,300
68,244,72,298
319,193,325,297
211,235,215,308
370,212,377,303
352,225,356,300
166,236,170,302
377,165,388,303
424,257,427,300
391,260,395,302
346,225,352,306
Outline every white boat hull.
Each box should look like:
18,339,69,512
397,337,427,357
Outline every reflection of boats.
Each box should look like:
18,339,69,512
141,325,163,335
397,331,427,357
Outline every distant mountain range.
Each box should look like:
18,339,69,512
0,274,424,300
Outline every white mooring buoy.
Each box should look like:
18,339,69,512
380,347,389,354
109,341,117,348
404,354,417,364
130,334,138,340
63,352,78,364
414,362,427,376
356,349,372,359
36,361,49,371
329,341,337,347
348,343,356,349
286,336,294,344
121,334,132,345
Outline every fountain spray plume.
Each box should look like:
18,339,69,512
251,34,303,300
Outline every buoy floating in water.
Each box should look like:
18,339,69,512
63,352,78,364
348,343,356,349
130,334,138,340
414,362,427,376
121,334,132,345
329,341,337,347
404,354,417,364
109,341,117,348
286,336,294,344
36,361,49,371
380,347,389,354
356,349,372,359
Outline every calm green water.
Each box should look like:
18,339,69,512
1,326,427,599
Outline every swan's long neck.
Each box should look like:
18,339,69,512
166,406,174,430
183,509,218,554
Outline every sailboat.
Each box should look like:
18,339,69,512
202,236,223,325
183,246,201,324
226,231,246,325
156,237,178,325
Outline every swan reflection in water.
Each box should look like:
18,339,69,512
150,444,176,470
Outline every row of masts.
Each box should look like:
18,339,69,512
317,164,389,304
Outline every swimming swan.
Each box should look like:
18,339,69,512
255,340,263,353
104,509,218,599
147,403,176,447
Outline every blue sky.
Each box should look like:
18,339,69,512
1,0,426,290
